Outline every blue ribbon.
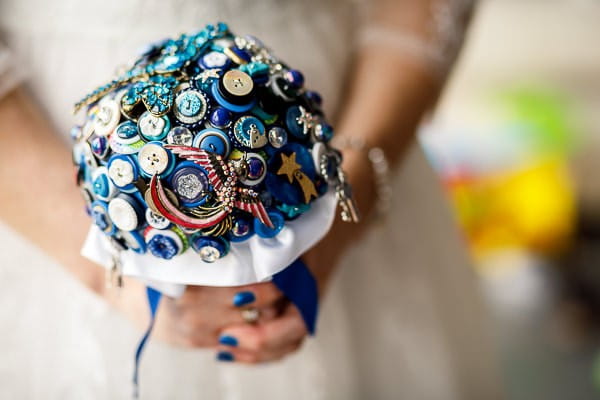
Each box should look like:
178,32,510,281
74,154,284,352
272,258,319,335
131,258,318,396
132,286,162,399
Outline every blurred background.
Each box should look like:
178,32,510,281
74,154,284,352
421,1,600,398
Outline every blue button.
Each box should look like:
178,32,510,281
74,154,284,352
147,234,180,260
232,116,267,149
118,230,147,254
285,105,308,139
209,107,232,128
115,121,140,144
91,166,117,201
90,200,116,236
191,235,230,262
169,161,210,207
284,69,304,89
254,210,285,239
239,152,266,186
265,143,317,205
211,81,255,113
173,88,209,126
193,128,231,157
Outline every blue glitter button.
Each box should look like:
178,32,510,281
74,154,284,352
232,116,267,149
169,161,210,207
173,88,209,126
254,210,285,239
193,128,231,157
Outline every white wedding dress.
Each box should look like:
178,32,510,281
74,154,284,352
0,0,502,399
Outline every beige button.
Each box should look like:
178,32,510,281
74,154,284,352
138,143,170,175
222,70,253,97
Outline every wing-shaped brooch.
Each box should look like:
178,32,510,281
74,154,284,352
149,145,274,230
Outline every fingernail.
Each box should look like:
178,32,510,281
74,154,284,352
219,335,238,347
233,291,256,307
216,351,234,362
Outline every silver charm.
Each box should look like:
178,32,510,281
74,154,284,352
334,169,360,223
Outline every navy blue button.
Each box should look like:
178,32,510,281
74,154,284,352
169,161,209,207
209,107,232,128
285,106,309,139
254,210,285,239
147,234,179,260
193,128,231,157
90,135,109,159
191,235,230,262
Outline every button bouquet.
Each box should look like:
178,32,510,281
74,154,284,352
71,23,358,336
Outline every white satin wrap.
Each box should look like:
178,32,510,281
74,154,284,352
81,190,337,296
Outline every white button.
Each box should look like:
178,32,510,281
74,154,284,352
108,197,139,231
145,208,171,229
138,143,170,175
138,111,169,141
94,99,120,137
108,158,136,187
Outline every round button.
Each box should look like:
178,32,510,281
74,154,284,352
118,230,146,254
94,99,120,137
108,194,143,232
173,89,208,126
91,200,116,236
240,152,266,186
284,69,304,89
145,227,188,259
222,70,253,97
108,134,146,155
107,154,138,188
228,216,254,242
193,128,231,157
313,123,334,142
233,116,267,149
114,121,141,145
169,161,209,206
138,142,173,176
138,111,171,141
166,126,194,146
254,210,285,239
199,51,231,70
211,80,255,113
191,235,230,262
91,166,118,201
268,127,288,148
145,208,171,230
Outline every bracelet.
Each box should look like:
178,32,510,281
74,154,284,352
333,137,392,220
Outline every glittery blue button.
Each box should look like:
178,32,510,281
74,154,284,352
254,210,285,239
169,161,209,207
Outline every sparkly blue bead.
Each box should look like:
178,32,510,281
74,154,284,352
285,69,304,89
305,91,322,106
148,235,179,260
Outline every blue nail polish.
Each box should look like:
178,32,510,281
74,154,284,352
219,335,238,347
233,291,256,307
217,351,234,362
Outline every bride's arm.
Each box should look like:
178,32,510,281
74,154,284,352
218,0,476,362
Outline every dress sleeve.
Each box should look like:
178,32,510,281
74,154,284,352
0,40,26,99
355,0,475,79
